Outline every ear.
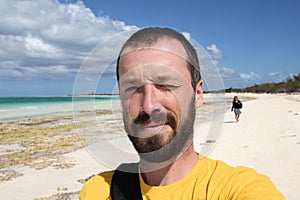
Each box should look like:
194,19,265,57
195,80,203,108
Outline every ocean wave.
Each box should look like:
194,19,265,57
18,106,38,110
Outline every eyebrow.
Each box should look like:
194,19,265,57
119,76,140,86
123,75,182,88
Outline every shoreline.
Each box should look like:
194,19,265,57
0,93,299,199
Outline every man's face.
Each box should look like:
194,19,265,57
118,39,202,163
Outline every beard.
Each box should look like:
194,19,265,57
124,97,196,163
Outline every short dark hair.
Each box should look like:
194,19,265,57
116,27,201,90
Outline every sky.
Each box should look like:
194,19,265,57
0,0,299,96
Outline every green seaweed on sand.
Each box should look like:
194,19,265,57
0,119,84,171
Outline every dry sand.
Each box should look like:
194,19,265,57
208,93,300,199
0,93,299,199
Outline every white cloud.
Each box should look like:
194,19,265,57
217,69,288,89
203,44,291,89
0,0,138,81
182,32,191,41
220,66,234,74
0,0,293,92
206,44,223,60
24,34,61,57
0,60,77,80
240,72,260,80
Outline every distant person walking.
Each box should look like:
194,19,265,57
231,96,242,122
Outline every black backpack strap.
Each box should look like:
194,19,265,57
110,163,143,200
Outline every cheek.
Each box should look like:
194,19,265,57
164,94,180,111
170,87,194,118
161,92,182,124
126,93,141,120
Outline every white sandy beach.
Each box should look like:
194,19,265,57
209,93,300,199
1,93,299,199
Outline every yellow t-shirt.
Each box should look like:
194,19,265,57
80,157,284,200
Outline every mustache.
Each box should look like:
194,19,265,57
133,110,176,129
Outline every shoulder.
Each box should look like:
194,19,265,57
79,170,114,200
210,159,284,199
227,166,284,199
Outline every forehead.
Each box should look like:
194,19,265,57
118,38,191,82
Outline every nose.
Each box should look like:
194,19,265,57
141,84,160,114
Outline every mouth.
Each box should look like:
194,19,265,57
137,121,169,136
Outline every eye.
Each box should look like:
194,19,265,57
125,85,143,93
125,86,136,93
155,84,175,91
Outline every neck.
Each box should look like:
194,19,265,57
139,145,199,186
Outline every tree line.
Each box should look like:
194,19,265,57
225,73,300,93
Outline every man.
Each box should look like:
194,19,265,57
80,27,284,199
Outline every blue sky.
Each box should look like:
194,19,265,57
0,0,299,96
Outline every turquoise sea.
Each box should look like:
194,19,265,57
0,94,228,122
0,96,121,121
